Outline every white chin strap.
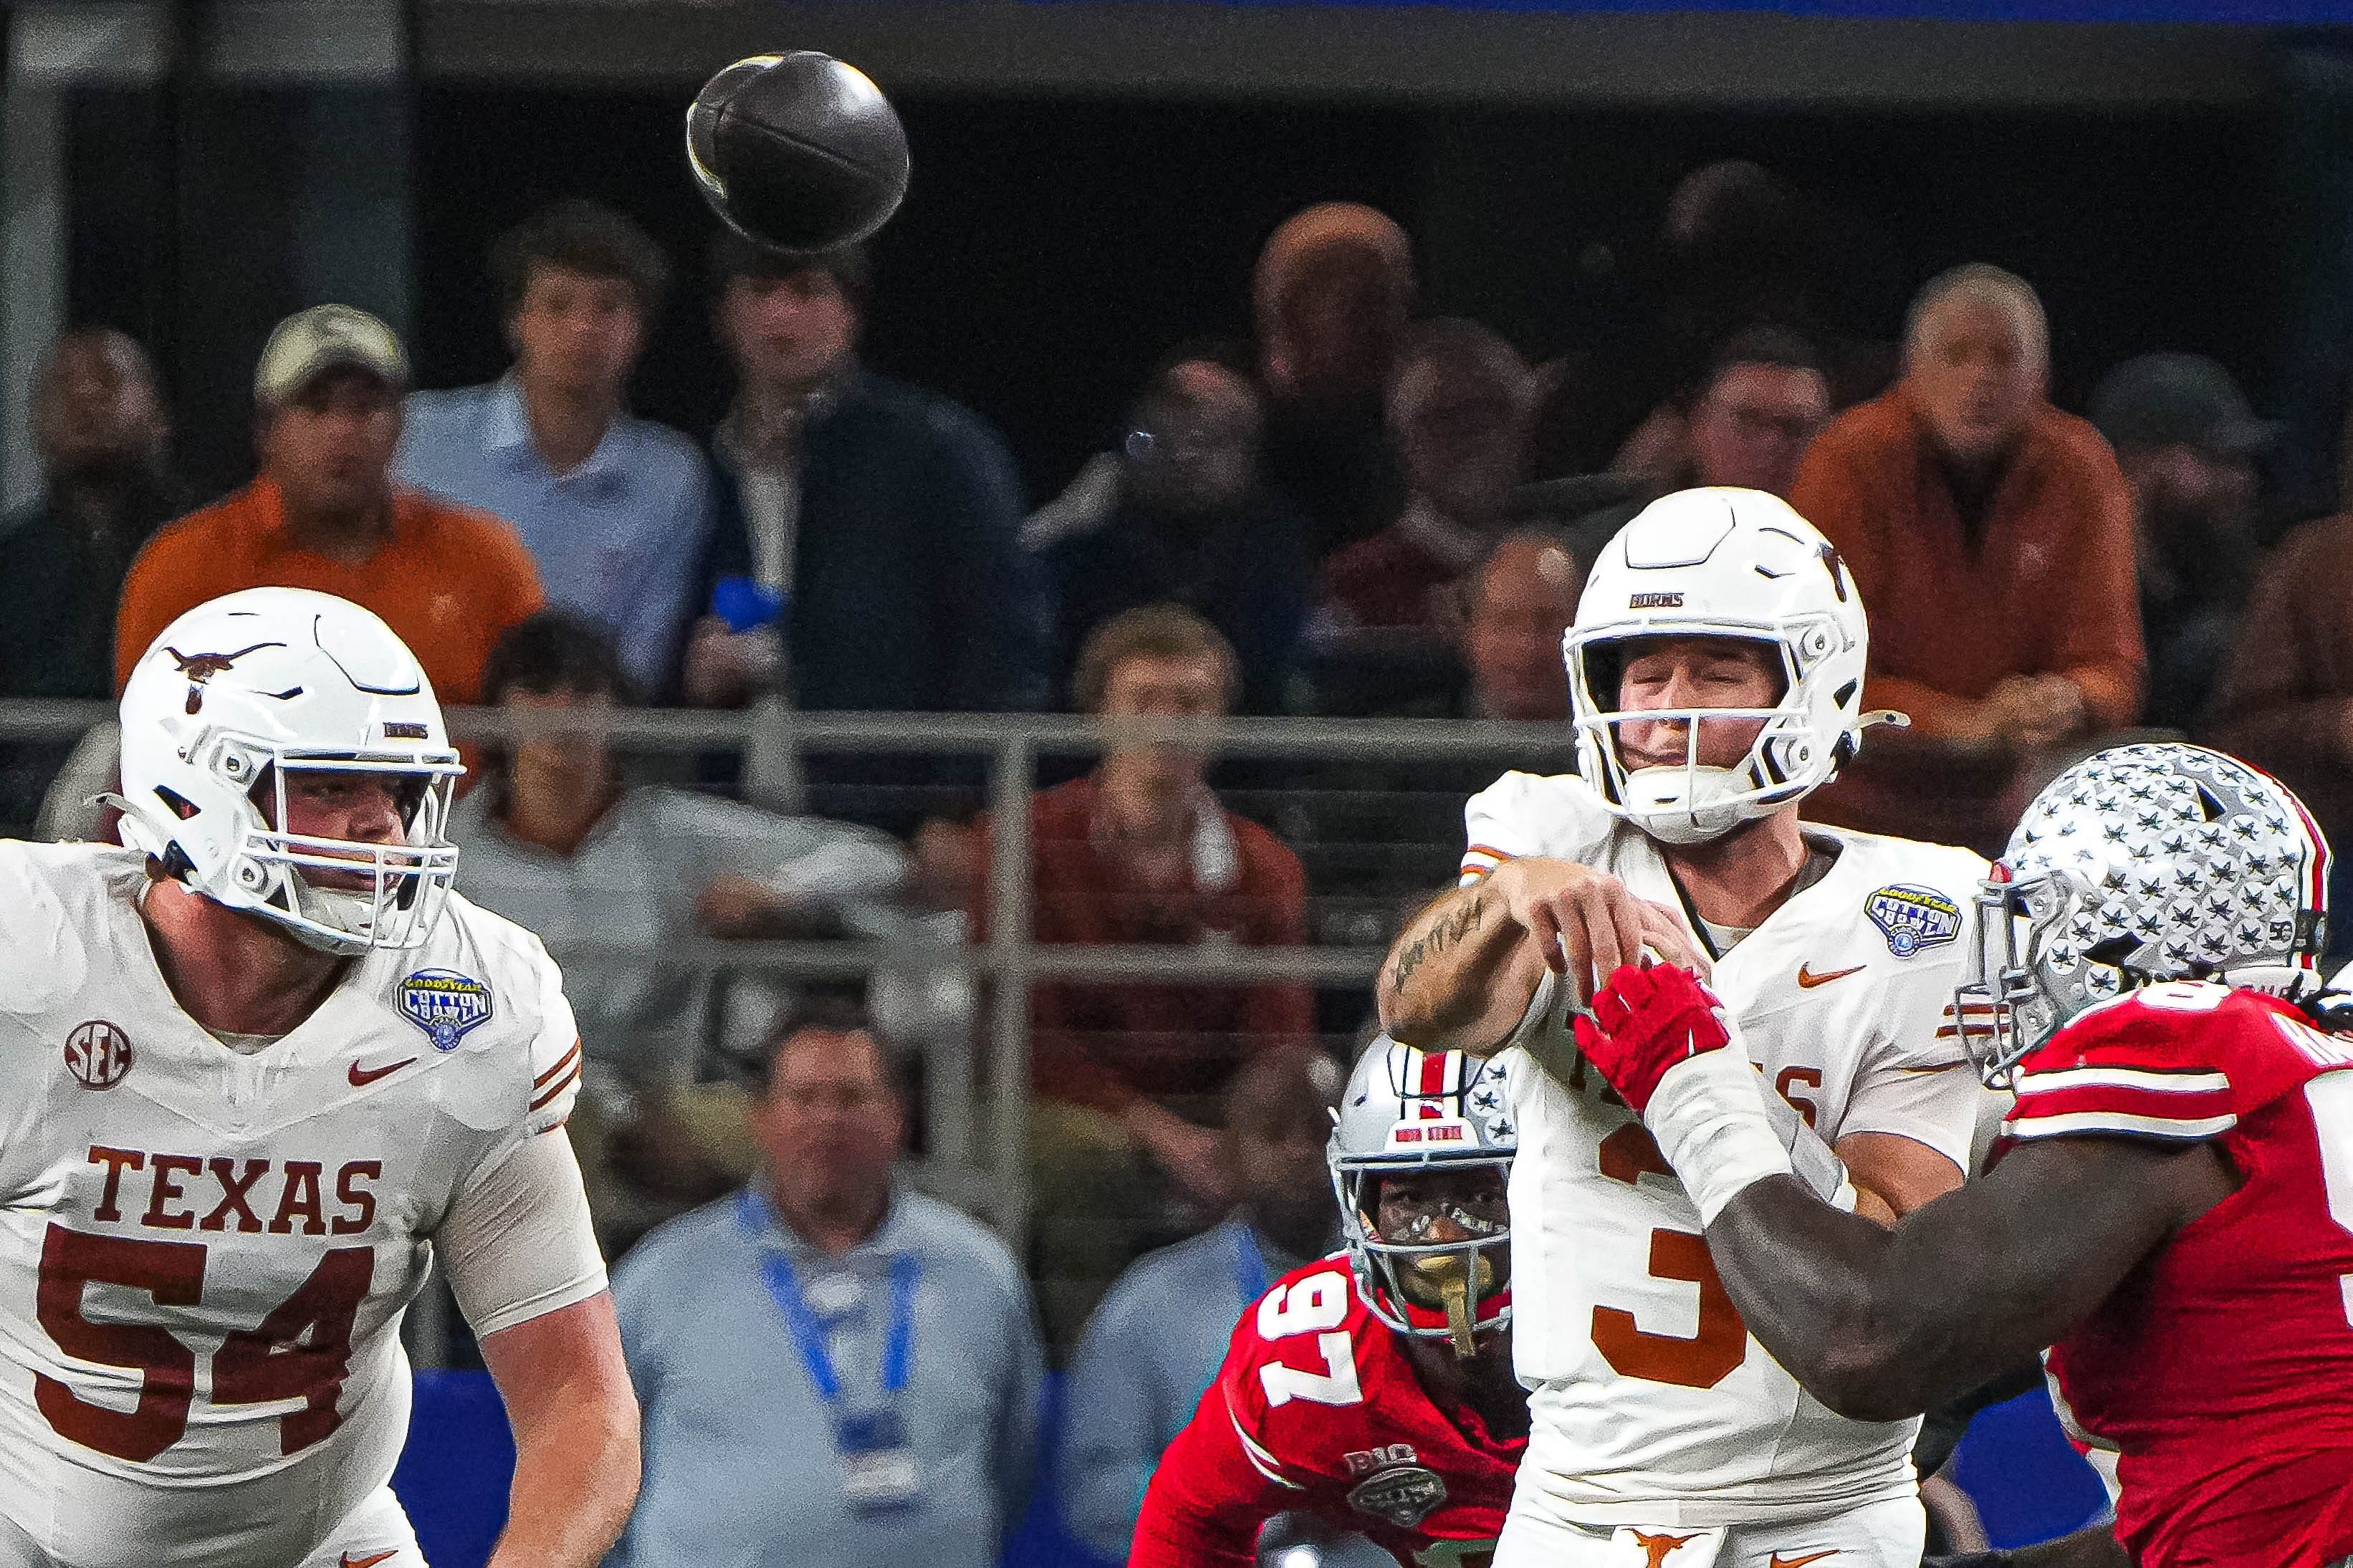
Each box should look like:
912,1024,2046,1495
1621,764,1752,845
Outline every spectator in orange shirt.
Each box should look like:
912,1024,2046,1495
116,305,543,705
974,605,1312,1352
1789,264,2142,852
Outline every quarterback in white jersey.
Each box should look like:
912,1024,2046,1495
1379,491,1989,1567
0,589,637,1568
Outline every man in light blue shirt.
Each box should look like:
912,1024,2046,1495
396,198,711,694
1060,1047,1388,1567
611,1014,1042,1568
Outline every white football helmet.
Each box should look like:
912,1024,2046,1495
1956,742,2331,1086
113,587,464,955
1328,1039,1513,1356
1567,488,1880,845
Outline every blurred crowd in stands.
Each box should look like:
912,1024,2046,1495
1,158,2339,1564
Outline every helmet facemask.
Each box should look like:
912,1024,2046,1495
1953,864,2100,1088
1331,1156,1512,1358
1568,627,1831,847
124,736,464,957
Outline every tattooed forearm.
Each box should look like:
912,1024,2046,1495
1388,895,1486,995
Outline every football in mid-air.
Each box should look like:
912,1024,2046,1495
686,50,909,254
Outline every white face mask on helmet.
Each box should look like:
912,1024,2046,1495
111,587,464,956
1566,487,1883,846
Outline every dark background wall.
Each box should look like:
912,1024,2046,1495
67,83,2283,505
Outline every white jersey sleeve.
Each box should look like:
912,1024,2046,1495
1834,844,1990,1173
1461,771,1621,887
522,940,584,1137
439,1127,606,1338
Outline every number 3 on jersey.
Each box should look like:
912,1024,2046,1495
1256,1269,1364,1408
1591,1124,1747,1389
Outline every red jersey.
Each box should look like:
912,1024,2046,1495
2002,982,2353,1568
1132,1256,1523,1568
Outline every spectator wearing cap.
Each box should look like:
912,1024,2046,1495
1060,1048,1388,1567
448,611,914,1253
396,199,712,695
612,1013,1042,1568
1790,264,2143,852
1253,203,1413,552
0,329,188,828
684,236,1047,721
1025,345,1311,714
972,605,1313,1353
116,304,543,705
1310,320,1537,663
2089,352,2277,734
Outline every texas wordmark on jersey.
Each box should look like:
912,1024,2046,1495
0,842,584,1568
1461,771,1989,1526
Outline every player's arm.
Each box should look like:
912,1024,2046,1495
1379,858,1698,1056
1572,963,2230,1421
441,1121,639,1567
479,1289,641,1568
1704,1137,2220,1421
1836,1130,1964,1220
1927,1528,2132,1568
1129,1390,1294,1568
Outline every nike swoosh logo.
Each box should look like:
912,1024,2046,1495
341,1552,400,1568
1796,963,1866,989
347,1057,416,1088
1770,1553,1839,1568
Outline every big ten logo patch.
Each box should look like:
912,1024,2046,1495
1344,1443,1419,1477
64,1021,133,1090
398,970,494,1052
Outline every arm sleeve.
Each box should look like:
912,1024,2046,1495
992,1261,1048,1548
613,452,716,697
1129,1387,1293,1568
931,414,1052,713
2051,453,2147,728
1059,1285,1169,1558
1460,770,1579,885
2206,523,2343,770
2003,991,2246,1145
439,1126,609,1338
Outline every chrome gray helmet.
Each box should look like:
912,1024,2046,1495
1957,742,2329,1087
1328,1038,1514,1355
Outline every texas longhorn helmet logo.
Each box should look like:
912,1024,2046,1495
163,642,283,715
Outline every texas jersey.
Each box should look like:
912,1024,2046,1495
0,842,590,1568
1133,1256,1523,1568
2003,982,2353,1568
1462,770,1986,1525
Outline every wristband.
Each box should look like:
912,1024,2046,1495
1643,1044,1795,1226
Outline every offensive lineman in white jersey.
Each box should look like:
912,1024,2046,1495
0,587,637,1567
1379,490,1991,1567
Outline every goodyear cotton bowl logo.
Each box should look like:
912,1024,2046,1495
1866,885,1962,958
398,970,494,1051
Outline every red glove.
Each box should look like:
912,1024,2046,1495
1572,962,1734,1115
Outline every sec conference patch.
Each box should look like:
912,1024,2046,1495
398,969,494,1051
1864,885,1961,958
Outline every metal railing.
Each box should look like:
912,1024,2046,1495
0,698,1573,1245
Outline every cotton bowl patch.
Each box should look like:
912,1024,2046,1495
398,969,494,1051
1866,885,1963,958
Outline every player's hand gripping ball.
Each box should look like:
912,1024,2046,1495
686,51,910,254
1572,963,1734,1116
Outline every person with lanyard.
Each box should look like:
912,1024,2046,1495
610,1010,1043,1568
1060,1048,1394,1565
